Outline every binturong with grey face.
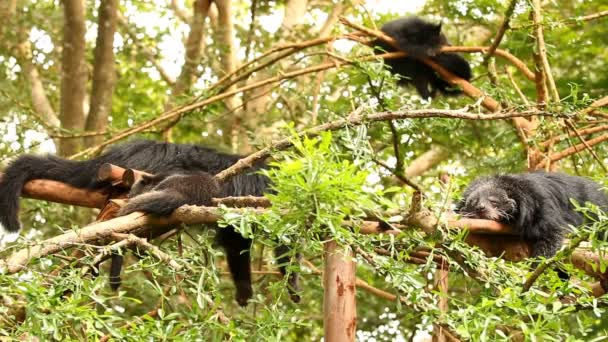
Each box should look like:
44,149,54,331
456,172,608,258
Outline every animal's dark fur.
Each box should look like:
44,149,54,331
457,172,608,257
117,172,220,217
373,16,472,98
0,140,299,306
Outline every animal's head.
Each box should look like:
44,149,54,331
456,178,517,222
128,174,168,197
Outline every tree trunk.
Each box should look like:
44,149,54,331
323,240,357,342
85,0,118,147
59,0,87,156
214,0,244,152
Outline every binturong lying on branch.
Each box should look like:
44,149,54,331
0,139,300,306
456,171,608,258
372,16,472,99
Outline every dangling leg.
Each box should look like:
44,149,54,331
216,227,253,306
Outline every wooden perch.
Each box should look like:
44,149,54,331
97,163,152,187
122,168,152,188
22,178,108,209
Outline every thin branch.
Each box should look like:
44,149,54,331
214,107,558,183
539,133,608,168
372,158,422,193
522,233,588,292
483,0,520,64
564,120,608,172
580,95,608,116
111,233,183,271
531,0,559,102
513,10,608,29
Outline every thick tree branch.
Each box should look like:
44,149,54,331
169,0,191,23
214,0,244,151
14,39,60,128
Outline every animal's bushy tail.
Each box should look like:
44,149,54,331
0,155,94,232
117,191,187,217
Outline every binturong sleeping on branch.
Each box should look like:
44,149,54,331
372,16,472,99
0,139,300,306
456,171,608,258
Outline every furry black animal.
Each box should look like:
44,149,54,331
118,171,220,217
107,171,220,291
373,16,472,99
0,140,299,306
456,172,608,258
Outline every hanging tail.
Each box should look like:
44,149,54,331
0,154,97,232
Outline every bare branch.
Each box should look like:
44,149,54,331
13,38,60,128
214,107,558,183
531,0,559,102
539,133,608,168
483,0,520,64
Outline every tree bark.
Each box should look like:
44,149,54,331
59,0,88,156
323,240,357,342
214,0,244,152
162,0,210,141
173,0,210,96
15,40,60,128
85,0,118,147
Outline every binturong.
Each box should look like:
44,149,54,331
456,171,608,258
372,16,472,99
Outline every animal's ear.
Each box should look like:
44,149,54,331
434,23,442,34
139,174,155,184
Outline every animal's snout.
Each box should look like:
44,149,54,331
474,203,487,212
